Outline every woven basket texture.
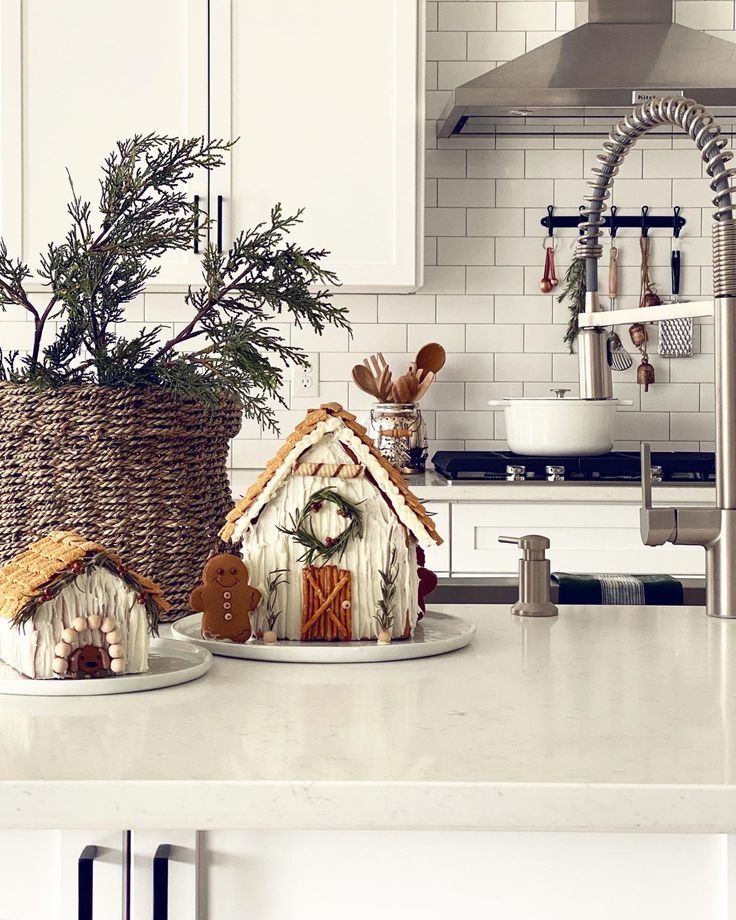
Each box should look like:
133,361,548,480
0,384,242,620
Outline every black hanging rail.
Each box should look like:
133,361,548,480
541,204,686,237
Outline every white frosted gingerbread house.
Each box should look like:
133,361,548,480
0,531,168,679
220,403,442,641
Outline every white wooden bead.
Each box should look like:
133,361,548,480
100,618,116,634
52,658,68,675
110,658,126,674
54,641,71,658
87,614,102,630
105,629,121,645
72,617,88,632
61,628,76,644
108,644,124,659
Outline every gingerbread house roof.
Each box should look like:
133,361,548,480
221,403,442,547
0,530,170,628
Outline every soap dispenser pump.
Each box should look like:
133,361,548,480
498,534,558,618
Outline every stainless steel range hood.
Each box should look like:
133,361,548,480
438,0,736,137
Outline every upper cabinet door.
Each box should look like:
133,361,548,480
210,0,424,292
1,0,209,288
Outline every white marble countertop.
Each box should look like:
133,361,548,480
2,604,736,833
231,468,715,503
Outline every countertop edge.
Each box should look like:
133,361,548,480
4,780,736,833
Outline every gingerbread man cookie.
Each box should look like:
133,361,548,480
190,554,261,643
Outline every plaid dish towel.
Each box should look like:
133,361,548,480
551,573,684,606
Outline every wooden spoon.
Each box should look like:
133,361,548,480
392,372,419,404
352,364,380,399
414,370,435,402
415,342,446,381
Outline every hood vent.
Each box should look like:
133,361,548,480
438,0,736,137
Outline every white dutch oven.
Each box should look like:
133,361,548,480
489,389,632,456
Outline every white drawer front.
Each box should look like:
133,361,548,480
423,502,450,573
452,503,705,576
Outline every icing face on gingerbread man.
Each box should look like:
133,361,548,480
190,554,261,643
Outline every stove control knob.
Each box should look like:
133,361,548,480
506,464,526,482
545,465,565,482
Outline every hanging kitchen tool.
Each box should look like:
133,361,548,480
639,207,661,308
631,208,658,391
606,207,633,372
658,207,693,358
540,209,559,293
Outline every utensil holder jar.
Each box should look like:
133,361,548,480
367,403,428,474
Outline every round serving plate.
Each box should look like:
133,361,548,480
170,610,475,663
0,638,212,697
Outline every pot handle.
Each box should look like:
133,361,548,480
488,400,508,407
617,400,634,408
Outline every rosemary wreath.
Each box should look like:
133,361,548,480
278,487,363,566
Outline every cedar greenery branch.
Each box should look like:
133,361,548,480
558,256,586,354
11,551,160,635
0,134,351,432
263,568,289,632
374,542,398,633
278,487,364,567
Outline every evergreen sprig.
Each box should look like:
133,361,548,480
263,568,289,631
0,135,350,432
374,543,398,632
278,487,363,566
558,256,587,353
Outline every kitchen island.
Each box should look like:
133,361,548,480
1,603,734,833
3,603,736,919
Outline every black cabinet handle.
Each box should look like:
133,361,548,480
217,195,224,253
153,844,172,920
193,195,200,254
78,845,98,920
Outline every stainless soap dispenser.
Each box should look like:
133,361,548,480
498,534,558,618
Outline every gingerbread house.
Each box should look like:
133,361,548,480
220,403,442,642
0,531,169,679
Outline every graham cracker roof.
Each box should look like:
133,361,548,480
221,402,442,546
0,531,171,625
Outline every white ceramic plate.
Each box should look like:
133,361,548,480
0,638,212,696
170,610,475,663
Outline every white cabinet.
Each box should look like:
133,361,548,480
201,830,725,920
451,502,705,576
0,0,209,287
210,0,424,291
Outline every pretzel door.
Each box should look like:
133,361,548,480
301,566,352,641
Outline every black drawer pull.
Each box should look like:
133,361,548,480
78,845,98,920
153,844,172,920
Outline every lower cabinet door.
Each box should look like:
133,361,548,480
0,831,62,920
130,830,200,920
202,831,725,920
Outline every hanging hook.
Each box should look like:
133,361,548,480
673,205,683,239
543,204,555,235
609,205,619,239
641,205,650,238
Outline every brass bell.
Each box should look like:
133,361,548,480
636,355,655,392
629,322,648,347
642,286,662,308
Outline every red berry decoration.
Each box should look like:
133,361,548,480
338,508,349,517
325,537,334,547
311,501,323,513
136,593,146,605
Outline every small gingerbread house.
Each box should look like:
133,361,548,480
221,403,441,642
0,531,169,679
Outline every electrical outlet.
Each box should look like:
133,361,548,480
292,352,320,397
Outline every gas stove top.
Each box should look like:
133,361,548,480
431,451,716,483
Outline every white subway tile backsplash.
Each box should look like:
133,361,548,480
438,236,495,265
426,31,467,61
349,324,407,353
438,179,496,207
467,150,525,178
439,2,497,32
436,294,494,322
467,207,524,236
466,323,523,352
467,30,525,60
495,352,552,381
497,2,556,32
467,265,524,294
496,178,554,207
378,294,436,324
676,1,733,30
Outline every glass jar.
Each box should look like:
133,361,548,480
367,403,428,474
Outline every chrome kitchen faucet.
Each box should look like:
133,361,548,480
577,96,736,619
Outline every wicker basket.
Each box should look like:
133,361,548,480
0,383,242,620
